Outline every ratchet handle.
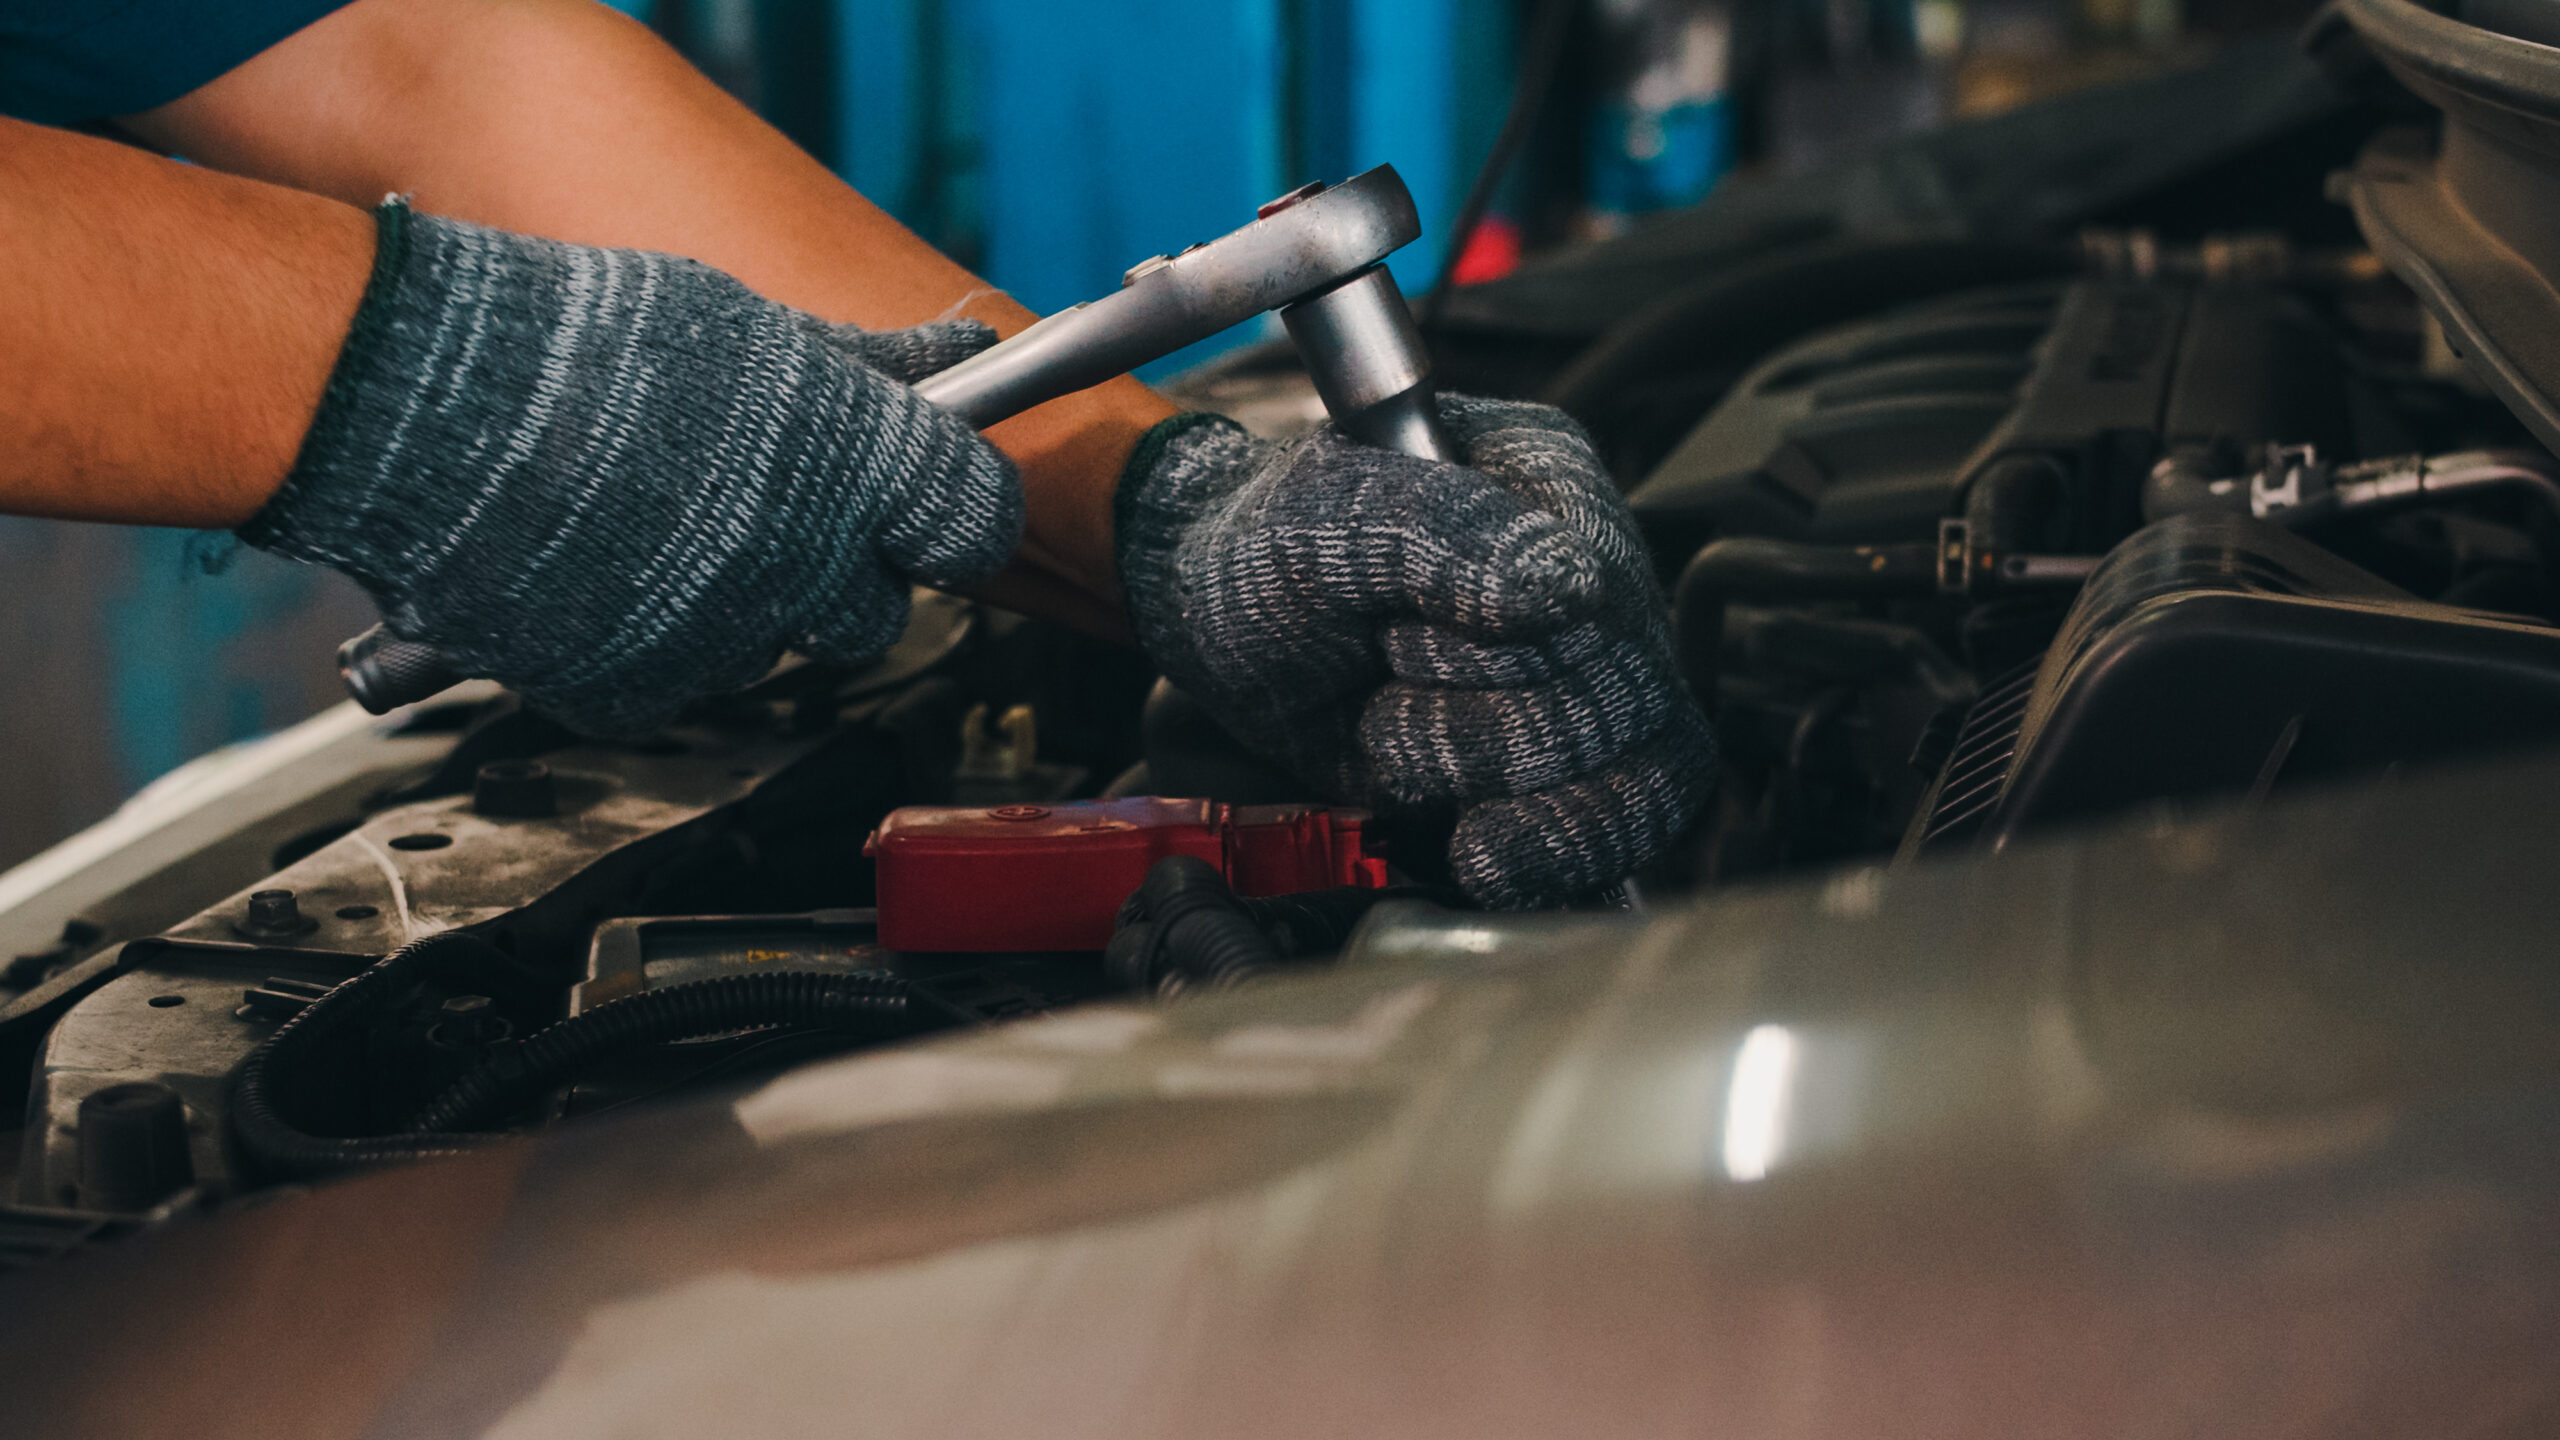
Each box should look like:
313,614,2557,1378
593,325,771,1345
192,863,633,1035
338,625,464,716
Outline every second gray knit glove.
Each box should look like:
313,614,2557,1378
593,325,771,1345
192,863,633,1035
1116,396,1714,908
241,199,1020,738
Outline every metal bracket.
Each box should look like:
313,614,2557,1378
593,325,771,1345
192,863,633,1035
1937,517,1976,596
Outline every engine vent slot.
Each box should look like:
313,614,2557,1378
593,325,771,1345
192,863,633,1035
1906,660,2040,857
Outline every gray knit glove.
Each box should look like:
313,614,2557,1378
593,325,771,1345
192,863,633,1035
1116,396,1714,908
240,199,1019,738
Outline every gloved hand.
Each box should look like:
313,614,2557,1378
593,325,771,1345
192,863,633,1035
241,198,1019,738
1116,396,1714,908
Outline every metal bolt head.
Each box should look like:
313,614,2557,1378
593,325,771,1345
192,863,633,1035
473,759,558,819
235,889,318,940
430,994,509,1048
76,1081,192,1211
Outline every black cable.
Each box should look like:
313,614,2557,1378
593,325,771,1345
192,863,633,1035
571,1026,840,1122
1418,0,1583,333
1107,855,1461,996
236,931,967,1173
229,931,513,1180
407,969,949,1133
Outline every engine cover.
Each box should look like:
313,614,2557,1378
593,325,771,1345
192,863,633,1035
1628,279,2358,556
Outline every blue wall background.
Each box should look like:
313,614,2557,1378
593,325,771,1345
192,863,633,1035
0,523,376,871
715,0,1516,370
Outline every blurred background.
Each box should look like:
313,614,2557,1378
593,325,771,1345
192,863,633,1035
0,0,2322,875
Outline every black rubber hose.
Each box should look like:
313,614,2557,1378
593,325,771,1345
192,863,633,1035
230,930,513,1180
1965,453,2078,552
1236,888,1424,958
1107,856,1279,996
1674,537,1939,701
408,969,944,1133
1108,856,1460,997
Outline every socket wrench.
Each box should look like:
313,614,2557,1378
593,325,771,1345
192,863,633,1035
338,163,1451,713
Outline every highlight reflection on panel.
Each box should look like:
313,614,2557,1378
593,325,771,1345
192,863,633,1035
1722,1023,1797,1182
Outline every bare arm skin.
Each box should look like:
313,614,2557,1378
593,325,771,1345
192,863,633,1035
0,116,372,527
122,0,1175,637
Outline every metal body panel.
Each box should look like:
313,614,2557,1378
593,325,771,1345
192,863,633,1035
3,746,2558,1437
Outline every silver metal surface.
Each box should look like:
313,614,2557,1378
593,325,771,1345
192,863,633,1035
1281,265,1459,461
2233,446,2560,527
1996,553,2103,584
7,745,2560,1437
2356,447,2560,518
915,165,1422,429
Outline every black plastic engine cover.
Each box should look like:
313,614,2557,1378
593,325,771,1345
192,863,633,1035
1627,279,2355,559
1906,511,2560,854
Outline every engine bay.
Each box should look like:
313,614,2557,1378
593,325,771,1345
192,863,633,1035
13,26,2560,1265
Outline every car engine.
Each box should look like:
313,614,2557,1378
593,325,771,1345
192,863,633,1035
9,16,2560,1272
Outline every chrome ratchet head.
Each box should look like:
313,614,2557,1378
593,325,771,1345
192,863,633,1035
916,164,1442,456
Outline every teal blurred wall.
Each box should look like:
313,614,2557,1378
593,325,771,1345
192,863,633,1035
659,0,1516,369
0,523,375,872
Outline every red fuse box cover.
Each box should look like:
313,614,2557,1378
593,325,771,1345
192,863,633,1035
865,798,1386,952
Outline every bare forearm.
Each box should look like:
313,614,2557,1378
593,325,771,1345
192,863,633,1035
125,0,1172,634
0,117,370,527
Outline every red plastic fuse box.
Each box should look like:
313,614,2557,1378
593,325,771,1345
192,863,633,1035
865,798,1387,952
